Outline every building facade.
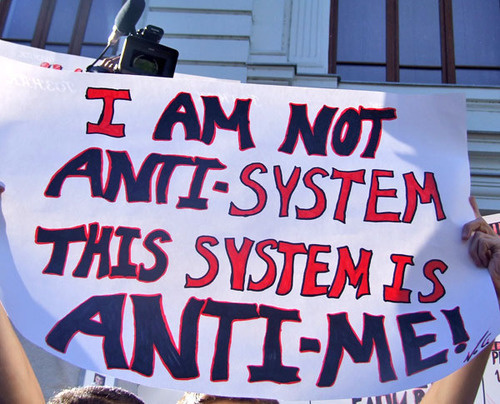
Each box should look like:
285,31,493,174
1,0,499,402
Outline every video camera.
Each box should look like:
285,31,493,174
117,25,178,78
87,0,178,78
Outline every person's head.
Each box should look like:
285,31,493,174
177,392,279,404
48,385,145,404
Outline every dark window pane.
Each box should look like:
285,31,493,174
399,0,441,66
47,0,79,43
337,65,386,82
400,68,442,84
45,44,69,54
84,0,123,44
2,0,42,40
337,0,385,63
10,40,30,47
452,0,500,67
456,69,500,86
81,44,108,58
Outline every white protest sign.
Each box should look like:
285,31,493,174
0,50,498,401
0,38,94,71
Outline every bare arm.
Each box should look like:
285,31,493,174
0,184,44,403
421,342,491,404
0,302,44,404
422,198,500,404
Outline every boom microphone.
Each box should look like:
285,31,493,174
108,0,146,45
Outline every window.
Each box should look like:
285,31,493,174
329,0,500,85
0,0,123,57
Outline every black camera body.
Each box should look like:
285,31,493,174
117,25,178,78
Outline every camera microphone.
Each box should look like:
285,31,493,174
108,0,146,45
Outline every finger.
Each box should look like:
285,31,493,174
462,217,497,240
469,232,484,267
488,250,500,295
463,217,491,239
469,196,481,218
470,232,500,268
476,235,493,268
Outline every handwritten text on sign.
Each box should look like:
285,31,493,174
0,56,498,400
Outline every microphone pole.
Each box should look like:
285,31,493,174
85,44,112,72
86,0,146,72
107,0,146,46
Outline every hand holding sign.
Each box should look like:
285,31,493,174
463,197,500,305
421,200,500,404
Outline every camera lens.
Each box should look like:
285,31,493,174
132,54,159,75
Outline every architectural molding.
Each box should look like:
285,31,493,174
288,0,330,74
